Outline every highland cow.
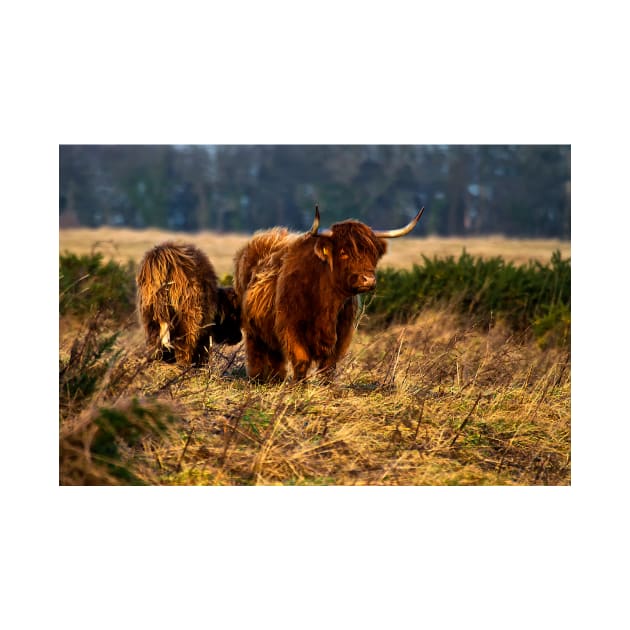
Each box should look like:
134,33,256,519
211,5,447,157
137,242,242,365
233,206,425,381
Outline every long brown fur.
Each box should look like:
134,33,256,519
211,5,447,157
233,220,388,381
137,242,242,365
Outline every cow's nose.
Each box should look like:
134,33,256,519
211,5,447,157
361,274,376,289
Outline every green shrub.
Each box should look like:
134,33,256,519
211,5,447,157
60,397,182,485
59,316,121,419
59,252,136,319
220,273,234,286
367,250,570,345
58,250,571,349
532,302,571,349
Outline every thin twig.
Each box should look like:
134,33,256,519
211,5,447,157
152,365,196,395
176,425,195,472
59,273,91,298
412,399,425,442
449,392,483,448
381,329,405,388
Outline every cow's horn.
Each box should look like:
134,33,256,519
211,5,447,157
373,207,425,238
309,203,321,235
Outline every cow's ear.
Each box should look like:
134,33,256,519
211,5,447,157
313,238,334,272
377,238,388,258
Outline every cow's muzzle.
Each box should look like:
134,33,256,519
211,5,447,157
354,273,377,293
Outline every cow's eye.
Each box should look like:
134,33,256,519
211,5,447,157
339,249,349,260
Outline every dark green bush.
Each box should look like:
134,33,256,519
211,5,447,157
60,397,182,485
367,250,570,345
59,315,121,419
58,250,570,348
88,399,178,484
59,252,136,319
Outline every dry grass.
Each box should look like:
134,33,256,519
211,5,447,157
59,228,570,485
59,308,570,486
59,227,571,276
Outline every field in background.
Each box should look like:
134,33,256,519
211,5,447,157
59,227,571,277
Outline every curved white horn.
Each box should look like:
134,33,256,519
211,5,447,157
373,207,425,238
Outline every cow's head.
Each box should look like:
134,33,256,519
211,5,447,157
309,205,425,295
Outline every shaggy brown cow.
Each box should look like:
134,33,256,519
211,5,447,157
233,206,425,381
137,242,242,365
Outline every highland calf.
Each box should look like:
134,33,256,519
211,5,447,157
137,242,242,365
233,206,425,381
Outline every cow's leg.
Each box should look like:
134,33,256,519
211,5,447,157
245,335,286,381
267,348,287,381
245,335,267,379
170,323,195,366
192,330,212,367
285,335,311,381
317,357,337,383
144,320,162,360
160,347,177,363
174,343,194,366
318,298,357,381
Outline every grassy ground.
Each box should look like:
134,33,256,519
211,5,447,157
59,308,570,486
59,228,570,485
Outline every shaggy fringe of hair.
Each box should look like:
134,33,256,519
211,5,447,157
136,242,219,364
328,220,387,260
233,228,295,299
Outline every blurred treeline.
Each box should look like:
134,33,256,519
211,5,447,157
59,145,570,238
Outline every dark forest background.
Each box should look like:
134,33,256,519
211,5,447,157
59,145,570,238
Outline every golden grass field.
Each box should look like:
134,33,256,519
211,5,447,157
59,228,571,485
59,227,571,276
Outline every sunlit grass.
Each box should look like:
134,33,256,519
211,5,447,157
59,230,570,486
59,308,570,486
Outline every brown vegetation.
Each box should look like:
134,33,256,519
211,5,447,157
59,230,570,486
59,307,570,486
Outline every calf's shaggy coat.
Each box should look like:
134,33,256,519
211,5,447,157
234,207,424,381
137,242,242,365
